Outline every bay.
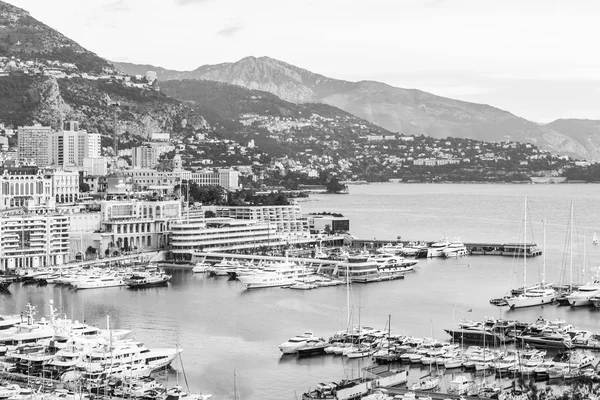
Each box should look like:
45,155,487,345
2,183,600,400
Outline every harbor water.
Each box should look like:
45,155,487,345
2,183,600,400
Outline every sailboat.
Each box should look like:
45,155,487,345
593,232,598,245
505,198,556,309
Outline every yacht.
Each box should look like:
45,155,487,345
368,254,418,274
441,239,468,258
73,275,126,290
125,272,171,288
237,262,311,289
401,242,428,256
338,255,379,283
590,295,600,308
278,332,319,354
565,275,600,307
504,287,557,309
376,243,404,255
82,341,181,372
192,263,210,273
427,237,451,258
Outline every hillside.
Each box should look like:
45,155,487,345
0,74,210,148
160,79,391,157
0,1,113,73
115,56,597,160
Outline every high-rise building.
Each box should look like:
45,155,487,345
17,124,52,167
132,145,159,169
49,121,101,168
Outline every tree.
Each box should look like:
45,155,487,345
324,224,332,235
85,246,97,259
326,177,347,194
80,182,90,193
204,210,216,218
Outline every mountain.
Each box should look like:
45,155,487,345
0,1,113,73
115,57,598,160
545,119,600,156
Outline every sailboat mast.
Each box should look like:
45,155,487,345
346,263,350,332
542,219,546,286
569,197,574,289
523,195,527,293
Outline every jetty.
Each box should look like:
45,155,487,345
351,240,541,257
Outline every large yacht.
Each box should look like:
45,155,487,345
565,276,600,307
82,341,181,372
73,275,126,290
237,262,311,289
427,237,451,258
504,287,557,309
441,239,468,258
278,332,320,354
337,255,379,282
368,254,418,274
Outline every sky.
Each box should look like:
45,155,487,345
8,0,600,123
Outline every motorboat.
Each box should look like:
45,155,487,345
296,340,329,357
278,332,319,354
125,272,171,288
237,262,312,289
401,242,428,256
192,263,210,273
426,237,451,258
164,385,212,400
448,375,473,395
369,254,418,274
565,273,600,307
376,243,404,255
410,375,440,391
441,239,468,258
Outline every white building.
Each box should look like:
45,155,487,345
150,132,170,141
0,212,70,270
50,170,80,204
190,169,239,190
97,199,182,254
0,166,54,210
132,145,159,169
83,157,108,176
170,218,278,254
214,204,309,237
49,121,101,168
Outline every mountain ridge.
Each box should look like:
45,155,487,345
114,57,597,160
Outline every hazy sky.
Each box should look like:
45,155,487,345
9,0,600,122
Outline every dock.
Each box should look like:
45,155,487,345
385,387,489,400
351,239,541,257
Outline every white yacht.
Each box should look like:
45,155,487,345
82,341,181,372
278,331,318,354
427,237,451,258
73,275,126,290
237,262,311,289
192,263,210,273
505,287,557,309
442,239,468,257
566,283,600,307
376,243,404,255
368,254,418,273
401,242,428,256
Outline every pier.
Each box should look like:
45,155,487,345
351,240,541,257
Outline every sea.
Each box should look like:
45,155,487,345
2,183,600,400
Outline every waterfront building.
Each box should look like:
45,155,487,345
307,214,350,234
68,211,102,260
190,169,239,190
132,145,159,169
0,212,70,270
97,199,181,253
214,204,309,237
170,217,278,255
0,166,53,209
17,123,52,167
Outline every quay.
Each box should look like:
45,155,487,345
351,240,541,257
384,387,490,400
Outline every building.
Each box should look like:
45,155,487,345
307,214,350,234
50,170,80,204
190,169,239,190
132,145,159,169
0,212,70,270
97,199,181,254
0,166,53,210
49,122,101,168
83,157,108,176
150,132,169,141
214,204,309,237
17,124,52,167
68,211,103,260
170,218,278,255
